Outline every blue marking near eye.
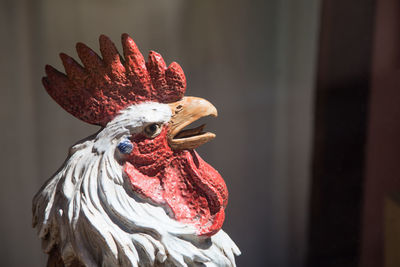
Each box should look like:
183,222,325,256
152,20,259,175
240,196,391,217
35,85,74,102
117,139,133,154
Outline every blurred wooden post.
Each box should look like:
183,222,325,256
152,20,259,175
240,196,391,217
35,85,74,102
384,193,400,267
307,1,374,266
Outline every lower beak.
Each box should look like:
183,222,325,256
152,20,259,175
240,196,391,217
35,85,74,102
168,96,218,150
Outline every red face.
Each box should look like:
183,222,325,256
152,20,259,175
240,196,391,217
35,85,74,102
123,97,228,236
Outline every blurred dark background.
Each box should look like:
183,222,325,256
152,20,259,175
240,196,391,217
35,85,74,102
1,0,400,266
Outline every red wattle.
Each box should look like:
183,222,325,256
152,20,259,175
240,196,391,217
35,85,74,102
123,133,228,236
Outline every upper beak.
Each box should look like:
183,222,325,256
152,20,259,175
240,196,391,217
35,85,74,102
168,96,218,150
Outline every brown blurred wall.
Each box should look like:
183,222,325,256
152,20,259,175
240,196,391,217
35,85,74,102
361,0,400,266
0,0,320,266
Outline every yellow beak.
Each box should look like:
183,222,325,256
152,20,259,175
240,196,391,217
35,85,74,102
168,97,218,150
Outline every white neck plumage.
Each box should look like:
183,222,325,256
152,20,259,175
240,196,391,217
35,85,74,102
33,105,240,267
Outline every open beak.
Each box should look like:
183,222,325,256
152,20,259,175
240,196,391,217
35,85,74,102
168,96,218,150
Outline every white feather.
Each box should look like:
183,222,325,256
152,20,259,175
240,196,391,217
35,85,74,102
33,102,240,266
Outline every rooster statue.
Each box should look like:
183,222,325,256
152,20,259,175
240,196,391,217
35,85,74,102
32,34,240,267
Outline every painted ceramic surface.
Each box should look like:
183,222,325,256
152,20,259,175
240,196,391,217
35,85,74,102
33,34,240,267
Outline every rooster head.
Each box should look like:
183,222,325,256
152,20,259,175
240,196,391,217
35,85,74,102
42,34,228,237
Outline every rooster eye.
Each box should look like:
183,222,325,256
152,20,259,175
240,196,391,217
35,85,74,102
143,123,162,138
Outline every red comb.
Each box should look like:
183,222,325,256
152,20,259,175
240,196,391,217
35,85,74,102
43,34,186,126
